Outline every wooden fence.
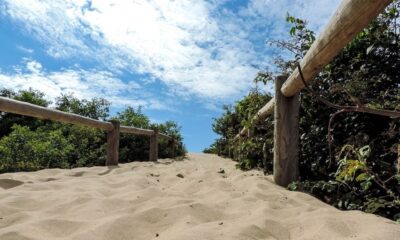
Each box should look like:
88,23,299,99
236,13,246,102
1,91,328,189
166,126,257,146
0,96,174,166
235,0,393,187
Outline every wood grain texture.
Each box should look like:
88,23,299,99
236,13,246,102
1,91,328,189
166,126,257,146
157,132,173,140
235,99,275,139
0,96,113,131
236,1,390,140
0,96,173,137
106,120,120,166
281,0,392,97
397,144,400,174
274,76,300,187
149,131,159,161
120,126,154,136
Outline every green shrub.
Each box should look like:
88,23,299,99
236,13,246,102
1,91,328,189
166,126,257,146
0,125,74,172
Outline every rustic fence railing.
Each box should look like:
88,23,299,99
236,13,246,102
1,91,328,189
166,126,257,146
234,0,393,187
0,96,174,166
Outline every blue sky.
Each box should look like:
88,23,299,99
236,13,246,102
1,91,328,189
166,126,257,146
0,0,340,152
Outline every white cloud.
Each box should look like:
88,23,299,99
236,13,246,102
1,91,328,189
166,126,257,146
0,0,340,102
240,0,341,35
17,45,34,54
0,59,171,110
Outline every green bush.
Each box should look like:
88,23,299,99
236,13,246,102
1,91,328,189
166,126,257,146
207,88,274,172
0,125,73,172
116,107,186,161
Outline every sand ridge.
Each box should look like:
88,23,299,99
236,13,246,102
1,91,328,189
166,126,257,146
0,153,399,240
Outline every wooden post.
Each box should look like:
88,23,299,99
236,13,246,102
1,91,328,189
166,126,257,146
273,75,300,187
106,120,120,166
397,144,400,174
149,130,158,161
171,139,176,158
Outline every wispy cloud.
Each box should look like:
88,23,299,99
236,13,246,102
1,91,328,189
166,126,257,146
0,59,171,110
0,0,340,102
17,45,34,54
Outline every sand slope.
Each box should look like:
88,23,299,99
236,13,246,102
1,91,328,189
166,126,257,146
0,153,399,240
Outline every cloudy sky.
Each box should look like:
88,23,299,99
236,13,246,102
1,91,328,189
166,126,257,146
0,0,340,152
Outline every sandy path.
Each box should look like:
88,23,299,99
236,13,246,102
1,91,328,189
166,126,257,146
0,153,399,240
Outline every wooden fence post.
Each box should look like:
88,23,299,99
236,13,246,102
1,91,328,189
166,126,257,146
171,139,176,158
397,144,400,174
106,120,120,166
273,75,300,187
149,130,158,161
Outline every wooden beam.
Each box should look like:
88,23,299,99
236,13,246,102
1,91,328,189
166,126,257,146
120,126,173,140
158,132,174,140
149,131,159,161
281,0,392,97
120,126,154,136
397,144,400,174
106,120,120,166
255,99,275,120
0,96,113,131
273,76,300,187
235,0,390,140
0,97,174,138
235,98,275,139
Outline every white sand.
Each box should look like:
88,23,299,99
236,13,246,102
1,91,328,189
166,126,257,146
0,153,399,240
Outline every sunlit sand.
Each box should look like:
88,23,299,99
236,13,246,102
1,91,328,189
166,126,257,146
0,153,399,240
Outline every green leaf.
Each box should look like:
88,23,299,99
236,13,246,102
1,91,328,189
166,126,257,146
395,174,400,182
366,44,375,55
290,27,296,36
360,181,372,191
356,173,370,182
358,145,371,160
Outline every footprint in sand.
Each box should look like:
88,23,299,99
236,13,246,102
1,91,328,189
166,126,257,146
67,171,86,177
0,179,24,190
238,221,290,240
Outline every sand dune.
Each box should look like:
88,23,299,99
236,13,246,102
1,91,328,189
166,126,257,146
0,153,399,240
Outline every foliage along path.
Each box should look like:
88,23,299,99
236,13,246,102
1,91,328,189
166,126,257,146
0,153,399,240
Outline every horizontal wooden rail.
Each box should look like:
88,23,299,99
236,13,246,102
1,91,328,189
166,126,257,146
120,126,155,136
158,132,173,140
0,96,176,165
120,126,173,139
281,0,392,97
235,98,275,139
0,96,113,131
235,0,391,140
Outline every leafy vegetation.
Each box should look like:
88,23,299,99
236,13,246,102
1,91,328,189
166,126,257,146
0,89,185,173
116,106,185,162
205,2,400,221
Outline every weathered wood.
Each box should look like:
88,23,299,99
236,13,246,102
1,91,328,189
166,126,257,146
273,76,300,187
120,126,154,136
235,98,275,139
397,144,400,174
158,132,173,140
281,0,392,97
235,0,390,140
149,131,158,161
106,120,120,166
0,96,113,131
0,96,174,136
119,126,173,139
256,99,275,120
